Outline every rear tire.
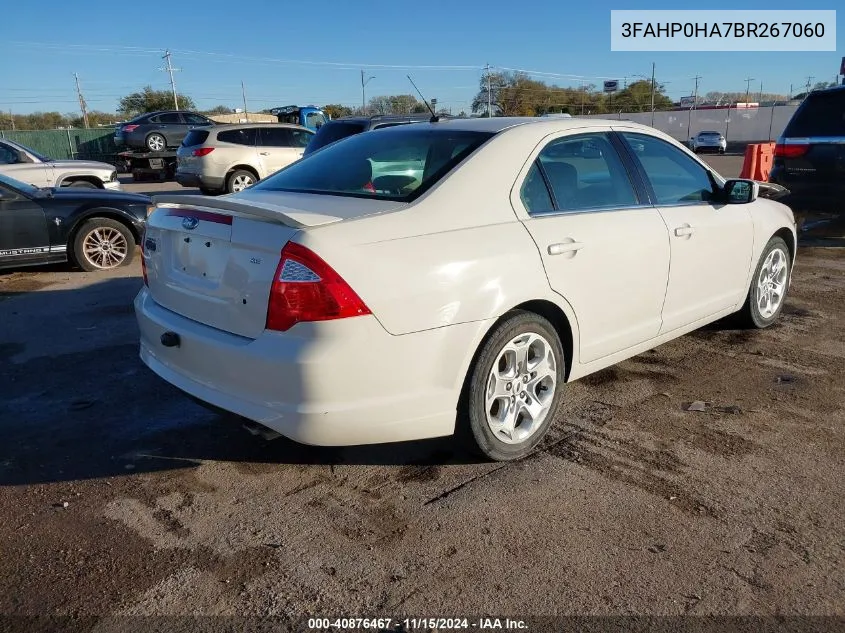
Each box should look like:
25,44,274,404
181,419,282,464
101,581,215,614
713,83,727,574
462,310,565,461
736,237,791,329
226,169,257,193
71,218,135,272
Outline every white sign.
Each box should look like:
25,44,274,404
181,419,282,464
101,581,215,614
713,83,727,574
611,10,836,51
679,96,696,108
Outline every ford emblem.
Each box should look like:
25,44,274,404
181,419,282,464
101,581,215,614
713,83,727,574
181,216,199,231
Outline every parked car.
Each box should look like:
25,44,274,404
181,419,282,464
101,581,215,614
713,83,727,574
769,84,845,214
303,113,436,156
114,111,216,152
0,139,120,190
137,117,796,461
0,172,149,272
689,130,727,154
176,123,314,194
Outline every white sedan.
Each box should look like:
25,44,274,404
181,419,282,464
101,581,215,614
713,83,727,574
135,117,796,461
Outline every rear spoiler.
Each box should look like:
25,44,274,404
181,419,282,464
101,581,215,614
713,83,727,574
151,194,339,229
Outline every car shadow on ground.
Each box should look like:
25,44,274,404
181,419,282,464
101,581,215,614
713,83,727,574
0,277,485,487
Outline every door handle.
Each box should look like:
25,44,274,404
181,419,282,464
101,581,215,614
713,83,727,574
674,224,695,237
548,241,584,256
259,152,270,155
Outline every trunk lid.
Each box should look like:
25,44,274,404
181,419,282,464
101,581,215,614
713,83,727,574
144,193,404,339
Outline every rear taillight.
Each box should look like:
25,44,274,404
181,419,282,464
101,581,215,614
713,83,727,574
266,242,371,332
192,147,214,157
122,124,139,133
140,231,149,287
775,142,809,158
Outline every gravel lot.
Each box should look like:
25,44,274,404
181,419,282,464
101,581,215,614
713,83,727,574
1,155,843,627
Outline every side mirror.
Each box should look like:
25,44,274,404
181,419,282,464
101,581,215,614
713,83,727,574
722,179,759,204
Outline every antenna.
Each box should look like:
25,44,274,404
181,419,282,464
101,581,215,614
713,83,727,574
407,75,438,122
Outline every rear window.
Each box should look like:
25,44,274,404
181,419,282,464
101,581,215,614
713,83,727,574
254,128,494,202
784,89,845,137
304,121,367,154
182,130,210,146
699,131,721,136
217,128,258,146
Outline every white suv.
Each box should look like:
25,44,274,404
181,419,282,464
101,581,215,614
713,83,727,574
175,123,314,194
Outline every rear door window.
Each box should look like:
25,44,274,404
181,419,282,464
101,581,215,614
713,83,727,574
217,128,258,146
182,130,210,146
158,113,182,124
258,127,294,147
784,90,845,137
184,113,212,125
534,133,638,212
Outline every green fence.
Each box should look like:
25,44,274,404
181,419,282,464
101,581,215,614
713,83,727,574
0,128,119,165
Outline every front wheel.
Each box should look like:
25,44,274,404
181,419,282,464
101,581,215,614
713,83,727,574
145,133,167,152
66,180,99,189
72,218,135,272
737,237,791,328
463,311,565,461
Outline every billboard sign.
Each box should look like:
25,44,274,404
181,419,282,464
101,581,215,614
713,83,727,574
603,80,619,93
679,96,696,108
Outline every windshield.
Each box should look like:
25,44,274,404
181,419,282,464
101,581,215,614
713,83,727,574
7,141,51,162
0,171,40,195
255,128,494,201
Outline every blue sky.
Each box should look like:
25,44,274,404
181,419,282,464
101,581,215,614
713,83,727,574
1,0,841,116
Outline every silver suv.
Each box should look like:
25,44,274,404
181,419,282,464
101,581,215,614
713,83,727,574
175,123,314,194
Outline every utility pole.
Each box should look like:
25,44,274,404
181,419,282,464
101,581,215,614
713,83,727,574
241,80,248,122
361,69,375,114
805,76,814,95
581,82,586,115
692,75,702,109
744,76,755,104
73,73,90,129
486,63,492,117
758,81,763,103
161,50,180,110
650,62,656,126
789,84,793,100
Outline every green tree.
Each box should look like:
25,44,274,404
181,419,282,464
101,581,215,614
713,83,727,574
366,94,425,115
204,105,232,115
610,80,674,113
118,86,196,116
323,104,353,119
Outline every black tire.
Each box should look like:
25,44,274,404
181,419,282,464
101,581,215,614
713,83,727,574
226,169,257,194
736,236,791,329
66,180,99,189
462,310,565,461
71,218,136,272
145,133,167,152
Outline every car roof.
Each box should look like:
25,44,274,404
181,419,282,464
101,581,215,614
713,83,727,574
368,116,656,135
208,122,311,132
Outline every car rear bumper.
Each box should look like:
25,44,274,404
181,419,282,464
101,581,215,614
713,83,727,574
768,169,845,213
134,288,474,446
175,171,225,191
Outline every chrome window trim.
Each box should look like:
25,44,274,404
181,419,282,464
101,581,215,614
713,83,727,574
779,136,845,144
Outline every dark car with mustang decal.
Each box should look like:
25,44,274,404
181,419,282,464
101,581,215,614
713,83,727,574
0,172,150,272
